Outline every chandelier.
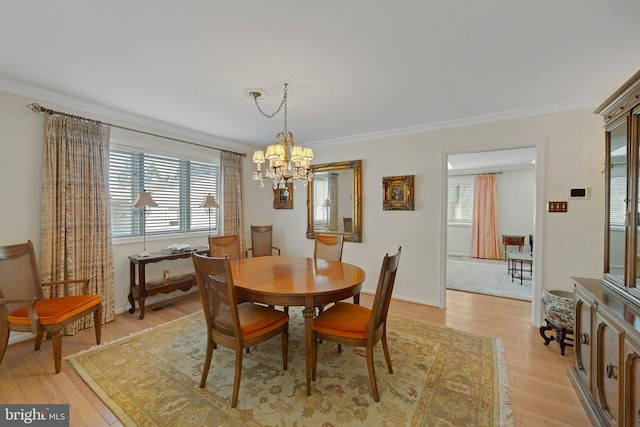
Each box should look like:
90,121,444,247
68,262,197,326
250,83,314,192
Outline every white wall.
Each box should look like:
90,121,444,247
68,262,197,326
1,87,605,328
245,108,604,319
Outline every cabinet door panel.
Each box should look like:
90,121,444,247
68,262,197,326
596,312,624,426
625,337,640,427
575,292,593,388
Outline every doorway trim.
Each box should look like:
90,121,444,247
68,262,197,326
439,138,546,326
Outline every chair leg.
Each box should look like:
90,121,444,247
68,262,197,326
199,340,214,388
94,305,102,345
312,336,318,381
381,329,393,374
282,329,289,371
231,349,243,408
51,331,63,373
33,325,43,351
366,344,380,402
0,322,9,368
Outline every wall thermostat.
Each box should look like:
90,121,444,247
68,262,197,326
569,187,591,200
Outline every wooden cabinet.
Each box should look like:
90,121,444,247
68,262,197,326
571,277,640,426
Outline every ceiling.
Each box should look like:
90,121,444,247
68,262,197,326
1,1,639,149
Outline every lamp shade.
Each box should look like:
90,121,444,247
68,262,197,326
200,193,219,209
133,191,158,208
252,150,265,164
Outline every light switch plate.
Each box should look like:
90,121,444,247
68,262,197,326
548,201,568,212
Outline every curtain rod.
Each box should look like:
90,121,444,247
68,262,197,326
448,171,503,177
27,103,246,157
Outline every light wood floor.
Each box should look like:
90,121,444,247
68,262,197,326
0,290,590,426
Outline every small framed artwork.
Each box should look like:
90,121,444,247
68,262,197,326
383,175,414,210
273,183,294,209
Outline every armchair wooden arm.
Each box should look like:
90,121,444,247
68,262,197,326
41,278,91,294
0,297,39,334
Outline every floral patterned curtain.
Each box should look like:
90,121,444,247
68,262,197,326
470,174,500,259
40,113,115,334
221,152,246,255
328,173,339,231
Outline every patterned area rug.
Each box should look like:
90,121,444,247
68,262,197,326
66,309,513,426
447,257,532,301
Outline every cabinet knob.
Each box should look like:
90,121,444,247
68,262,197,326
579,333,589,345
606,364,617,379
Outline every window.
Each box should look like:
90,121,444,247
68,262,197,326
314,173,329,226
109,147,219,238
448,183,473,223
609,169,626,228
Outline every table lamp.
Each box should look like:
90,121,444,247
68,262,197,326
200,193,219,237
133,190,158,257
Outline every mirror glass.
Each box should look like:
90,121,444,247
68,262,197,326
307,160,362,242
607,121,627,282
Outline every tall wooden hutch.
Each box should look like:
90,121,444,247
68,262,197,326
571,70,640,426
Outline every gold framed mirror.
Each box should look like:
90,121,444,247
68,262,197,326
307,159,362,242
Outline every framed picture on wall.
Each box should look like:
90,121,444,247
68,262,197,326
273,183,294,209
383,175,414,210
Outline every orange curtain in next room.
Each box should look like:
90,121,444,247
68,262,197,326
470,174,500,259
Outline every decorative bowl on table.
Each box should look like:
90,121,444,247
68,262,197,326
541,289,574,330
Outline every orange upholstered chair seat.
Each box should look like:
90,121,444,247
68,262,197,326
312,302,371,339
214,303,289,341
8,295,102,326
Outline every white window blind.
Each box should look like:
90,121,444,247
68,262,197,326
447,183,473,223
609,175,626,228
109,148,219,238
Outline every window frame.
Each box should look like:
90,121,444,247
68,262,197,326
109,143,220,240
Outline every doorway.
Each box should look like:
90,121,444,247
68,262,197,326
442,145,542,316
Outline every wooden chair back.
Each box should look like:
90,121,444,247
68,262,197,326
368,247,402,340
0,241,43,316
208,235,241,260
192,253,240,347
247,225,280,257
314,234,344,262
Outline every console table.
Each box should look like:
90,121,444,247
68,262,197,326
501,235,525,260
128,248,208,319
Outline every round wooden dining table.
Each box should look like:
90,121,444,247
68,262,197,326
229,255,366,396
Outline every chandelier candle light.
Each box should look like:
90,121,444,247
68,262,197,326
250,83,314,192
200,193,219,237
133,190,158,257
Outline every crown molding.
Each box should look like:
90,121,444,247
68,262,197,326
308,97,603,148
0,78,254,153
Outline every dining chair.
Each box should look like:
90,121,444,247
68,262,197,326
0,240,102,373
208,234,241,260
314,233,344,262
313,234,346,314
192,252,289,408
245,225,280,257
312,246,402,402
